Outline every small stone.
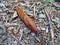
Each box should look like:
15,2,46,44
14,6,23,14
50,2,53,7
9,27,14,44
38,14,46,19
0,2,5,8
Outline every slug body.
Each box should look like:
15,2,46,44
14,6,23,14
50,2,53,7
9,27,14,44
16,6,37,32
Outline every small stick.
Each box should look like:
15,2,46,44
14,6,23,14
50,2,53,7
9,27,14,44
44,9,55,45
33,6,37,19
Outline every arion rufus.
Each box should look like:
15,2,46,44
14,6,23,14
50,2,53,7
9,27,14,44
16,6,37,32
